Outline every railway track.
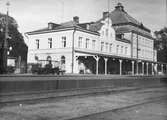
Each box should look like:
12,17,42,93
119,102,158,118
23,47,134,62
0,84,165,107
66,95,167,120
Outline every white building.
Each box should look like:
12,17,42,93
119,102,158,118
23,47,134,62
26,3,167,75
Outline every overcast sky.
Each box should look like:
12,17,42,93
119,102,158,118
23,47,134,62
0,0,166,34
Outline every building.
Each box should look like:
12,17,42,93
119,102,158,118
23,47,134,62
26,3,167,75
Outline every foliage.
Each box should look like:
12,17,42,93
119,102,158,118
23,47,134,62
0,13,28,62
154,27,167,63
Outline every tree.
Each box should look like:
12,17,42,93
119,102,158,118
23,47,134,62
0,13,28,73
154,27,167,63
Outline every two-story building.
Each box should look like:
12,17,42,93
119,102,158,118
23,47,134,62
26,3,167,75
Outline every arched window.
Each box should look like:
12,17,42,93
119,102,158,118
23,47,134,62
47,56,52,65
61,56,65,64
35,56,39,61
47,56,52,61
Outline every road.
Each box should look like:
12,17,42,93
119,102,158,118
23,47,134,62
0,86,167,120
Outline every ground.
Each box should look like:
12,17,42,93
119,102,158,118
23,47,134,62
0,87,167,120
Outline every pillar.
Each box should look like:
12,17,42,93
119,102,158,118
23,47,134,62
93,56,99,75
142,62,144,75
155,63,158,75
119,59,122,75
151,63,154,75
136,61,139,75
104,58,108,75
132,61,135,75
146,62,149,75
73,56,79,73
161,64,163,74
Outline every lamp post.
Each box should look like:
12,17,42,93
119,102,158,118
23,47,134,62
1,1,10,74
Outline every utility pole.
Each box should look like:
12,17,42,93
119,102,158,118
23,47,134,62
1,1,10,74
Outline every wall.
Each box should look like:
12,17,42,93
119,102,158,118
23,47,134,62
0,75,166,95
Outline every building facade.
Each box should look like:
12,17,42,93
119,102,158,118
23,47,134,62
26,3,167,75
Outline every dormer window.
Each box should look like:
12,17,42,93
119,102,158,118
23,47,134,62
117,34,124,39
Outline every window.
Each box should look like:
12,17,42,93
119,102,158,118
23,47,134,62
106,29,109,36
105,43,108,52
116,34,124,39
62,36,66,48
116,45,119,54
125,47,128,55
36,39,39,49
78,37,82,48
61,56,65,71
47,56,52,61
109,44,112,52
48,38,52,48
86,38,89,49
61,56,65,64
92,40,96,49
101,42,104,51
47,56,52,64
121,46,123,54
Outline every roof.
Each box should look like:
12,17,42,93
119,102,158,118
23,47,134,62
89,3,151,34
116,38,131,43
26,20,99,35
110,3,141,26
27,3,153,40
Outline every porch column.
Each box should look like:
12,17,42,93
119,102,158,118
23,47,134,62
119,59,122,75
142,62,144,75
136,61,139,75
161,64,163,74
151,63,154,75
155,63,158,75
146,62,149,75
93,56,99,75
104,58,108,75
73,56,79,73
131,61,135,75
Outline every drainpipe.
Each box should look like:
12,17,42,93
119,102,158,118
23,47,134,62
72,27,76,73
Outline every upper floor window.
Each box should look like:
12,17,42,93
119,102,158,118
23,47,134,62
101,42,104,51
92,40,96,49
125,47,128,55
86,38,89,49
48,38,52,48
121,46,123,54
116,45,119,54
36,39,39,49
62,36,66,48
105,43,108,52
106,29,109,37
109,44,112,52
78,37,82,48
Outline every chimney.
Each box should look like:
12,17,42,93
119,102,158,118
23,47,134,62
48,22,54,29
103,12,109,19
73,16,79,23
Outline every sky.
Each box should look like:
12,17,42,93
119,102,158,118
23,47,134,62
0,0,166,34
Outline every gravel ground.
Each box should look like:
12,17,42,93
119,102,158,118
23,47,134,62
73,99,167,120
0,87,167,120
